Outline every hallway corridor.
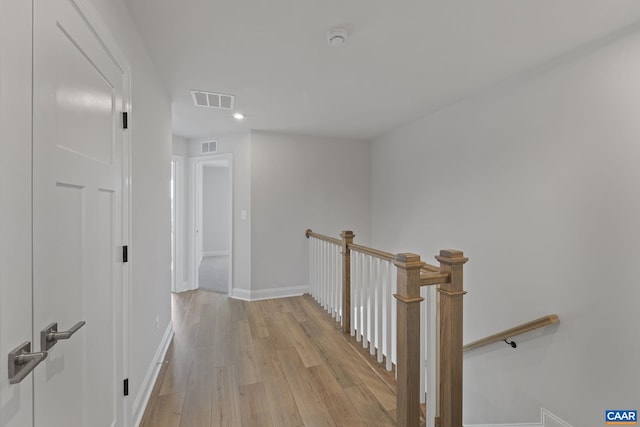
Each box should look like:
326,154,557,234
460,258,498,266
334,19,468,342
140,290,397,426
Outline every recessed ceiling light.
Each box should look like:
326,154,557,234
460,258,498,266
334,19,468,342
233,112,244,120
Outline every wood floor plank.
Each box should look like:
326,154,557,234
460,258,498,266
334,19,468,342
276,347,336,427
211,365,242,427
179,304,215,427
285,312,324,368
279,296,311,323
235,319,261,385
262,312,294,349
253,337,304,427
212,311,233,368
141,290,398,426
356,366,397,412
229,298,247,322
159,357,193,397
246,302,269,339
179,364,213,427
239,382,274,427
307,363,366,426
140,392,185,427
345,383,396,426
302,326,363,389
196,303,217,347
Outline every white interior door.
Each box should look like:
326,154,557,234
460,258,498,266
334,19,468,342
0,0,34,425
33,0,125,425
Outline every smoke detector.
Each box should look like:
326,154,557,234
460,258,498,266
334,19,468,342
327,28,348,47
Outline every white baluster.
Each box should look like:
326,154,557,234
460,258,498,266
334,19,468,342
376,257,383,363
324,241,329,312
352,252,359,341
338,244,342,323
336,244,341,320
335,244,340,319
321,241,325,310
310,238,315,300
313,238,317,298
420,284,427,404
330,243,334,315
383,260,392,371
350,251,356,337
391,262,397,374
358,252,364,343
362,254,369,350
317,240,321,304
368,255,375,356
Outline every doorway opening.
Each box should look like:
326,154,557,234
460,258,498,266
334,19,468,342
191,154,233,294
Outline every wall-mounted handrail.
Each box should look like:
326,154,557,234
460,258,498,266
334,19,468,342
463,314,559,352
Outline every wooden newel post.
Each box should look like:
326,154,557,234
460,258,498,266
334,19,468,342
436,250,468,427
394,253,425,427
340,230,355,334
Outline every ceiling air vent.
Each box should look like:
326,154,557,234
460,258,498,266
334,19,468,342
200,140,217,154
191,90,235,110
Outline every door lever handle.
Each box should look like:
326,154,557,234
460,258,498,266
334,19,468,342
8,341,48,384
41,321,86,351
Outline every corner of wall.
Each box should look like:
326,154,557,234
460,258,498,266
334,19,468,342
231,285,309,302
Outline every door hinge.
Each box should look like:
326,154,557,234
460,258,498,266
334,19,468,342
122,245,128,263
122,112,128,129
123,378,129,396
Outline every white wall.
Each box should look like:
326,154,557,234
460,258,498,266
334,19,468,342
188,133,251,291
250,131,371,292
84,0,172,422
202,166,230,253
371,28,640,426
172,135,188,157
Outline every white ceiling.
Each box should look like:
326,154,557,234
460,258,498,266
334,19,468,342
124,0,640,141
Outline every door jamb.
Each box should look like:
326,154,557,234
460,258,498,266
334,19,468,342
189,153,233,295
171,155,185,293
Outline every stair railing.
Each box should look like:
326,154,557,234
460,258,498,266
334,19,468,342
306,229,468,427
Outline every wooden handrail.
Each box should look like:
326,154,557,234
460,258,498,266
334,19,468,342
305,229,342,246
420,271,450,286
463,314,559,352
308,231,442,275
421,263,441,273
348,243,395,261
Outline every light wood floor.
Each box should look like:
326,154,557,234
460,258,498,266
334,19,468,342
140,290,398,426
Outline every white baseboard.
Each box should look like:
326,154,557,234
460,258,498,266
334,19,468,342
202,250,229,257
132,322,174,427
541,409,573,427
231,285,309,301
231,288,252,300
465,408,572,427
